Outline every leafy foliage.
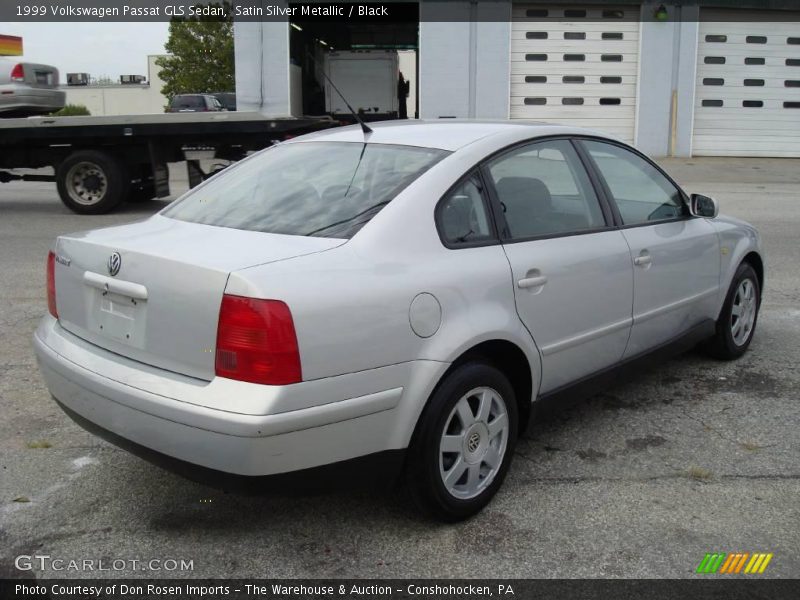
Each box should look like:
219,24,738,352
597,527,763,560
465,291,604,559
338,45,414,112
155,2,235,100
51,104,91,117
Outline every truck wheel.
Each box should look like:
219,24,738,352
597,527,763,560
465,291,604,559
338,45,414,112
56,150,128,214
405,362,518,521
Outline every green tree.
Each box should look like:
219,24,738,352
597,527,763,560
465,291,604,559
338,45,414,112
155,2,234,99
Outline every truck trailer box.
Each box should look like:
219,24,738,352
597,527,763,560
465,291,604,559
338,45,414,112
323,50,398,117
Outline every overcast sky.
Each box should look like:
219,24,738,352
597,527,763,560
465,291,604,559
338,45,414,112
2,23,169,80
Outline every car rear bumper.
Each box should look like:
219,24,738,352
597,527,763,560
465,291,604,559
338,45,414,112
33,316,446,478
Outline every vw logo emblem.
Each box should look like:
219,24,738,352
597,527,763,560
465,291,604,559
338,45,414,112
467,431,481,453
107,252,122,277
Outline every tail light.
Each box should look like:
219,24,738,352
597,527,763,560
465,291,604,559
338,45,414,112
215,294,301,385
10,63,25,82
46,251,58,318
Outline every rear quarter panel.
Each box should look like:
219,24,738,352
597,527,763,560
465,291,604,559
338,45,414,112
225,136,544,395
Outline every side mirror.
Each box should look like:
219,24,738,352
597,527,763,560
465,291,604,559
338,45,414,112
690,193,719,219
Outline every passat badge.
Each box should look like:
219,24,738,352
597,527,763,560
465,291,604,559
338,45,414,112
107,252,122,277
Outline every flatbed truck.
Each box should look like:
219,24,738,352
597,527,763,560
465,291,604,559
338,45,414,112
0,111,337,214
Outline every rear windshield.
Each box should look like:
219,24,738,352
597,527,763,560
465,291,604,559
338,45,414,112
171,95,204,108
163,141,449,238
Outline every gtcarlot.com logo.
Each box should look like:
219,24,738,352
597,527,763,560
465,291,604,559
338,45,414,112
696,552,773,574
15,554,194,572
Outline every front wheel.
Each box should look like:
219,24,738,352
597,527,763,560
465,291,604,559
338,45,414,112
704,262,761,360
405,362,518,521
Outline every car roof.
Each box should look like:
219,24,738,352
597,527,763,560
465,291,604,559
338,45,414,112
292,120,616,151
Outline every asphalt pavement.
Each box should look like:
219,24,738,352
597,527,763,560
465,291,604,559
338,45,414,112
0,158,798,579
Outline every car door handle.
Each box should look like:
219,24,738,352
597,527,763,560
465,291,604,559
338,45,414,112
518,274,548,290
633,252,652,267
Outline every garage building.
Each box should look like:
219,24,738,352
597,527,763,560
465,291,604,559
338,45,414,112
234,1,800,157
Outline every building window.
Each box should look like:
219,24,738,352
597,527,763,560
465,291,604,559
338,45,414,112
745,57,766,65
562,98,584,105
746,36,767,44
704,56,726,64
525,75,547,83
526,54,548,61
703,78,725,86
599,98,621,105
524,97,547,105
602,32,624,40
526,32,548,39
743,100,763,107
601,54,623,62
705,35,727,43
563,76,585,83
600,76,622,84
702,100,723,107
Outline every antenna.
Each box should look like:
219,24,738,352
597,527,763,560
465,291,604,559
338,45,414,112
306,50,373,135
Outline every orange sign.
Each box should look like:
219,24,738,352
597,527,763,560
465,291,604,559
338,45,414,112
0,34,23,56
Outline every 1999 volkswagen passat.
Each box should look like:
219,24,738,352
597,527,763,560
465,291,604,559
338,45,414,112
34,122,763,520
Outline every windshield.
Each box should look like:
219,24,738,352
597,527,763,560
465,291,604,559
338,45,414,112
163,141,449,238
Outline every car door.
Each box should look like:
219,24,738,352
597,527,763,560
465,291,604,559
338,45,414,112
578,139,720,358
484,138,634,394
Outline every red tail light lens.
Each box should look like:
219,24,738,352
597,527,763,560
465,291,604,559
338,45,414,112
46,251,58,318
10,63,24,82
215,294,301,385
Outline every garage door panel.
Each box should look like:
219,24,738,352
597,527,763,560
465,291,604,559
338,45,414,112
511,64,639,76
693,9,800,156
511,84,638,96
510,41,638,52
510,4,639,142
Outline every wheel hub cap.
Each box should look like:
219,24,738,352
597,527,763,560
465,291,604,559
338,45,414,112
439,386,509,500
731,278,757,346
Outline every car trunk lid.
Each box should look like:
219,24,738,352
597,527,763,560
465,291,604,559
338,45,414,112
54,215,343,380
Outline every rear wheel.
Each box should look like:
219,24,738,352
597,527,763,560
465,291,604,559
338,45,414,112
704,262,761,360
405,362,518,521
56,150,128,214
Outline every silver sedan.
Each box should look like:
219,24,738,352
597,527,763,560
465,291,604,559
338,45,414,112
0,60,65,117
34,121,763,520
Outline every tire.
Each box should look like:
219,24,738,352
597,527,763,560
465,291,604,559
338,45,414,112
704,262,761,360
405,362,518,522
56,150,128,214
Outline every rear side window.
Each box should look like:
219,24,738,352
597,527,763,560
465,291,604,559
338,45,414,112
486,139,606,239
438,173,494,245
163,142,449,238
171,95,204,109
581,140,687,225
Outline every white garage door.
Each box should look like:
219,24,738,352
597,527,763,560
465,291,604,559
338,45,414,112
693,11,800,157
510,4,640,142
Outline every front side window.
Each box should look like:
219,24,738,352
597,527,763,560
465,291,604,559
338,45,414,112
486,139,606,239
581,140,688,225
438,173,494,245
163,142,449,239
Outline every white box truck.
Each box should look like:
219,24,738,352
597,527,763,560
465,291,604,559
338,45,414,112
323,50,399,118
